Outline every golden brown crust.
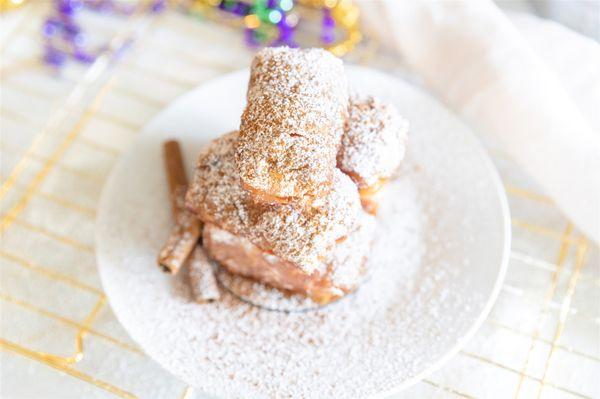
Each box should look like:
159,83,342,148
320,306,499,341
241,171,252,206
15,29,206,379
186,132,362,275
202,224,337,304
203,209,375,304
357,177,387,215
236,47,348,202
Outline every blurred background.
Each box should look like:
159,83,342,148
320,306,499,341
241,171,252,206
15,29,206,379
0,0,598,398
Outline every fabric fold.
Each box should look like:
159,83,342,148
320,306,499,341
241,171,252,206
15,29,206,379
359,0,600,242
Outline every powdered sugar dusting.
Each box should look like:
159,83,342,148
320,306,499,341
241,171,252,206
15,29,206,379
100,159,483,398
327,212,376,290
186,132,362,274
97,67,508,399
338,92,409,188
212,211,377,312
236,47,348,200
216,267,322,312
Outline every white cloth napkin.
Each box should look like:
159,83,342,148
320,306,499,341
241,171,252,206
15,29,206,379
359,0,600,242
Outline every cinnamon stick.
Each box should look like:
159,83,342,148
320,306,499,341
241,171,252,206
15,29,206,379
157,140,201,274
188,245,220,303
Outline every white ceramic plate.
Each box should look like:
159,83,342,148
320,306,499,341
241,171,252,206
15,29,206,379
96,66,510,398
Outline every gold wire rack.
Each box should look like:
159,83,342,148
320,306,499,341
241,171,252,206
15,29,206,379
0,3,598,398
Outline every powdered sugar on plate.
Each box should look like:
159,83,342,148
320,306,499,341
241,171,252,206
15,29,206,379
97,162,484,398
96,67,509,399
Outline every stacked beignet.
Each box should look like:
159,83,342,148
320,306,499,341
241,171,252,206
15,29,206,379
338,93,409,214
237,48,347,203
185,47,408,304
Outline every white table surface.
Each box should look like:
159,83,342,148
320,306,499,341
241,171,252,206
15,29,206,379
0,2,598,398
